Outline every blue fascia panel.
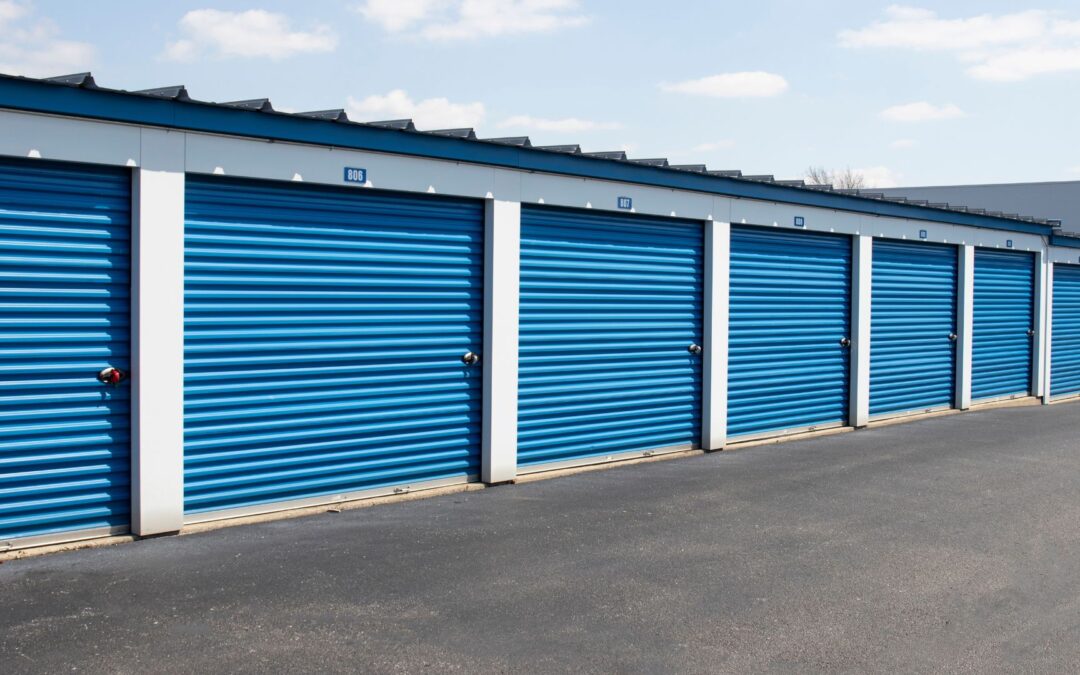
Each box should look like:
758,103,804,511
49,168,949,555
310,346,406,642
0,75,1053,237
1051,234,1080,248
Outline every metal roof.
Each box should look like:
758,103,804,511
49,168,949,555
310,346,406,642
0,71,1062,235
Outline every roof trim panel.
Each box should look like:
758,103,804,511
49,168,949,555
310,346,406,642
0,74,1052,236
1052,234,1080,249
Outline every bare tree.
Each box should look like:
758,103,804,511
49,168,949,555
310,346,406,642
804,166,867,190
805,165,832,186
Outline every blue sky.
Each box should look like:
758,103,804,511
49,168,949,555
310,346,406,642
3,1,1080,187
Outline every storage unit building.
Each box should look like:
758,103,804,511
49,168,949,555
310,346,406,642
0,71,1073,551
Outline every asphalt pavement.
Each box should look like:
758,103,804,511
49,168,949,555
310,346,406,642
4,402,1080,674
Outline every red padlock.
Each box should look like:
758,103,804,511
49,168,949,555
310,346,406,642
97,366,126,386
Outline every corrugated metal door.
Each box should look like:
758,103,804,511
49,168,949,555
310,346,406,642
972,249,1035,401
1051,264,1080,398
184,176,484,515
517,206,703,468
728,227,852,439
0,157,131,543
870,240,958,417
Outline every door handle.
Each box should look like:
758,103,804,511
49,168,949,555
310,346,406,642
687,344,702,356
97,366,126,386
461,351,480,366
839,337,851,348
1027,329,1036,337
947,333,958,342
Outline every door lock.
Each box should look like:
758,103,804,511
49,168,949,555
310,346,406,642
461,351,480,366
947,333,958,342
1027,329,1036,337
839,337,851,348
97,366,126,386
687,344,703,356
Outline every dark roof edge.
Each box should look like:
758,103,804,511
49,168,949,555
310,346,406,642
0,74,1051,237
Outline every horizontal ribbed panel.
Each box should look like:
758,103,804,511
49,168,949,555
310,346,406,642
728,227,851,437
184,176,483,514
0,157,131,541
870,240,958,416
518,206,702,467
972,249,1034,400
1051,265,1080,397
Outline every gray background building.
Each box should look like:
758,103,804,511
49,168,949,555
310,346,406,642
880,181,1080,233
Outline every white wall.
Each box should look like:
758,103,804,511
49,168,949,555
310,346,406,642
130,129,186,535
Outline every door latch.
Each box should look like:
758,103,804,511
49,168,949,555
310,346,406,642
687,344,703,356
461,351,480,366
97,366,126,386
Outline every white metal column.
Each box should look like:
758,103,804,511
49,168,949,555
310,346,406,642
850,235,872,427
702,220,729,450
482,199,520,482
956,244,975,410
131,128,185,535
1033,251,1049,399
1043,261,1055,403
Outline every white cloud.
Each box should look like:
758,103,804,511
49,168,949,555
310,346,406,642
347,89,486,129
880,101,965,122
659,71,789,98
889,139,916,149
839,6,1046,51
163,9,337,61
0,0,95,77
841,6,1080,83
967,45,1080,82
1054,20,1080,38
0,0,28,26
354,0,589,41
498,115,621,132
162,40,196,62
357,0,447,32
857,166,902,188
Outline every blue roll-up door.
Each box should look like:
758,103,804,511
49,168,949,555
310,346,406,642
728,227,852,439
0,157,131,543
972,249,1035,401
1051,265,1080,398
183,176,484,515
870,240,958,417
518,206,703,468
